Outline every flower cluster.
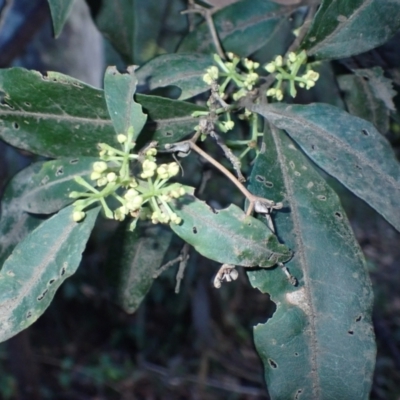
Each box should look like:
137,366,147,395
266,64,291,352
69,126,185,230
202,53,260,101
264,50,319,101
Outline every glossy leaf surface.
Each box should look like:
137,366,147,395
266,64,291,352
111,224,172,314
170,195,292,267
248,128,375,399
136,53,212,100
0,68,204,157
250,102,400,232
178,0,294,57
338,67,396,133
47,0,75,37
104,66,147,139
302,0,400,60
0,205,99,342
22,157,98,214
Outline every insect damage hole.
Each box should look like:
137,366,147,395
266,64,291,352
255,175,265,183
355,315,362,322
165,132,173,137
192,226,198,234
69,158,79,164
37,289,48,301
55,166,64,176
334,212,343,219
26,311,32,319
264,181,273,188
361,129,369,136
268,359,278,369
295,389,303,399
48,279,55,285
13,122,19,130
317,195,326,201
348,330,354,335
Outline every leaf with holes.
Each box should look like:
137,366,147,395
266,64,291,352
0,205,99,342
178,0,295,57
169,195,292,267
0,68,116,157
338,67,396,133
248,128,375,399
302,0,400,60
47,0,75,38
109,223,172,314
136,53,213,101
0,163,46,269
0,68,205,157
250,102,400,232
138,94,205,145
21,157,98,215
104,66,147,139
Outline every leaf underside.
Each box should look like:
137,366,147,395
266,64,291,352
248,128,375,399
170,195,292,267
0,205,99,343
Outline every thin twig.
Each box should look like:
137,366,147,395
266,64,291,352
182,4,225,59
175,244,190,293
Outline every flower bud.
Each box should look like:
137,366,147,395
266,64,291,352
117,134,127,143
275,55,283,67
275,89,283,101
93,161,108,173
73,211,85,222
265,62,276,73
107,172,117,182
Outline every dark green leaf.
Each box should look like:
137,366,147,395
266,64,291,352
248,128,375,399
0,163,46,268
22,157,98,214
0,205,99,342
302,0,400,60
95,0,187,64
178,0,295,57
136,53,213,100
338,67,396,133
170,195,292,267
104,66,147,139
250,102,400,232
47,0,75,38
111,223,172,314
0,68,116,158
0,68,205,156
137,94,205,144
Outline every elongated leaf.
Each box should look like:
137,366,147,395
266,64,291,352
138,94,204,144
95,0,187,64
338,67,396,133
110,223,172,314
0,205,99,342
0,164,46,268
250,102,400,232
302,0,400,60
22,157,98,214
0,68,205,157
136,53,213,101
178,0,295,57
248,128,375,399
104,66,147,139
170,195,292,267
47,0,75,38
0,68,116,157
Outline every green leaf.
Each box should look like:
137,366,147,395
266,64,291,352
250,102,400,232
0,68,205,157
110,223,172,314
104,66,147,140
0,68,116,158
169,195,292,267
137,94,205,145
0,163,46,268
178,0,295,57
302,0,400,60
248,128,375,399
338,67,396,133
47,0,75,38
22,157,98,214
95,0,187,64
0,205,99,342
136,53,213,100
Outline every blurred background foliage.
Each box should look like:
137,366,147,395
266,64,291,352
0,0,399,399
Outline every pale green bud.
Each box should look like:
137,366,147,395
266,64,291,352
69,191,80,198
167,162,179,177
97,177,108,187
117,134,127,143
93,161,108,173
288,52,297,63
266,88,276,96
90,171,102,181
125,188,139,199
73,211,85,222
143,159,157,172
265,62,276,73
275,89,283,101
275,55,283,67
107,172,117,182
